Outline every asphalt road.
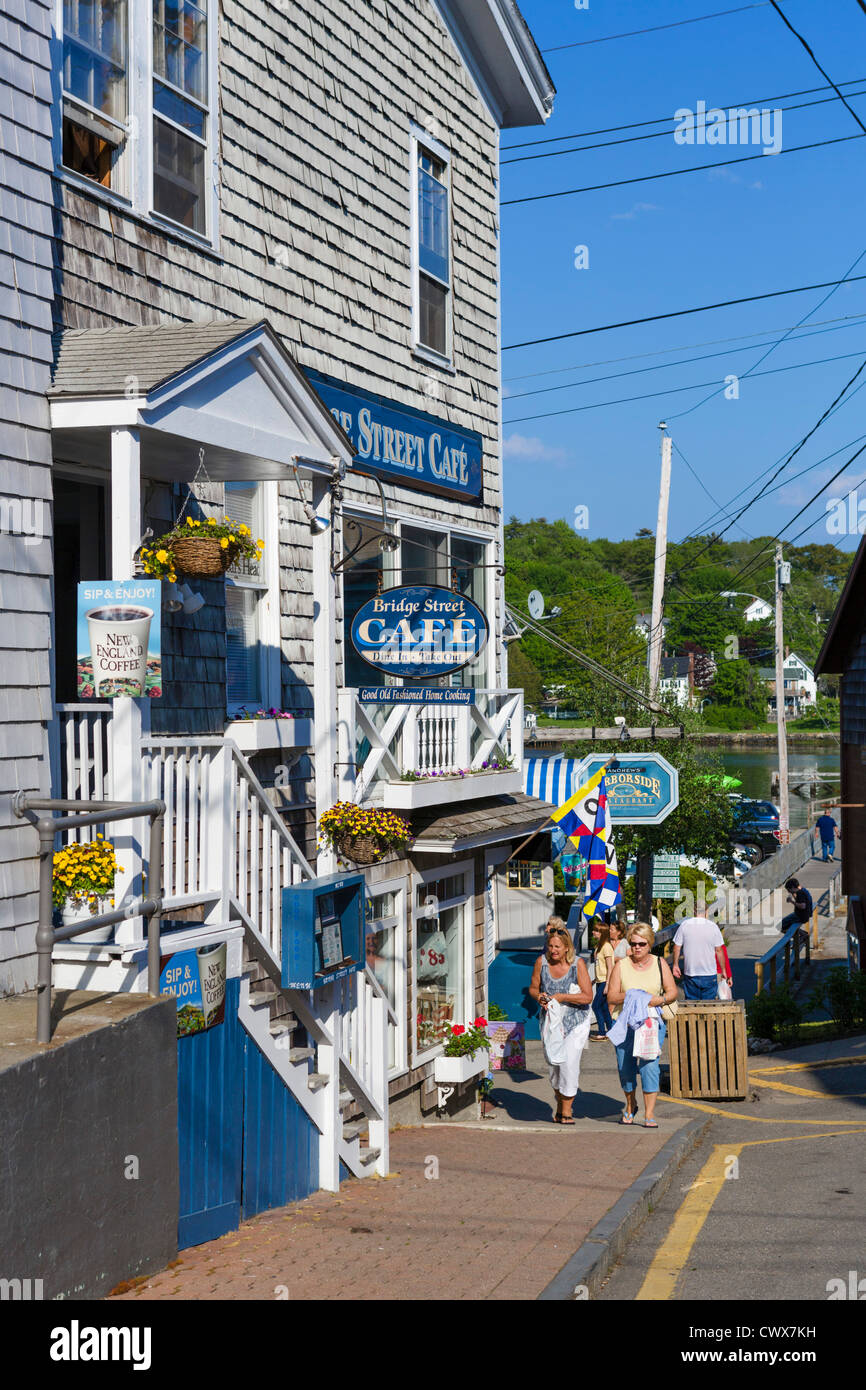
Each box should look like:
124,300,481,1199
597,1039,866,1302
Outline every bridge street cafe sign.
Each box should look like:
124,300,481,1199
574,753,679,826
350,585,488,680
305,369,483,501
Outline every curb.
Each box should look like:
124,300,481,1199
537,1115,711,1300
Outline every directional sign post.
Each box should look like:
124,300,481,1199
651,852,681,899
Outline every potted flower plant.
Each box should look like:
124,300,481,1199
52,836,122,944
318,803,413,865
140,515,264,581
433,1018,491,1085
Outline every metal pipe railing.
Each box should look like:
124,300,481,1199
12,794,165,1044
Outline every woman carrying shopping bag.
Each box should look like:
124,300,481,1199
607,922,678,1128
529,926,593,1123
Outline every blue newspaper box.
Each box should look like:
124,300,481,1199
281,872,366,989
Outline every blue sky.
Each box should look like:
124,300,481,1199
500,0,866,550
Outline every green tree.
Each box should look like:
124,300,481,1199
506,642,544,707
710,656,766,718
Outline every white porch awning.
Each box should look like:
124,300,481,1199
48,318,354,481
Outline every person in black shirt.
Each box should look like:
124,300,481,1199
780,876,813,936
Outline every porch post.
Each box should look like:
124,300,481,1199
109,427,149,949
311,475,337,874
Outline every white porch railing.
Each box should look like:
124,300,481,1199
337,687,524,802
53,704,112,840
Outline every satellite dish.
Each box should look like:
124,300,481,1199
528,590,545,620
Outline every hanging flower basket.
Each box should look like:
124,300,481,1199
319,803,413,865
169,536,238,578
334,832,385,866
140,516,264,583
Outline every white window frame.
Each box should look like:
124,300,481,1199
409,124,454,371
411,859,473,1069
365,876,408,1080
54,0,220,251
393,516,494,688
224,480,280,716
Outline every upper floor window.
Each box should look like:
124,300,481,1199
411,131,452,364
62,0,129,191
59,0,215,243
152,0,209,233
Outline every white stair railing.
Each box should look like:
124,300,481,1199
52,704,112,842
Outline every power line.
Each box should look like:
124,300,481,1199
501,86,866,164
502,312,866,383
502,271,866,351
501,132,865,207
769,0,866,135
668,241,866,420
663,357,866,580
503,317,866,402
541,3,771,53
503,344,866,424
501,78,865,152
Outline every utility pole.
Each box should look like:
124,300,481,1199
637,423,673,923
647,424,673,697
775,543,790,842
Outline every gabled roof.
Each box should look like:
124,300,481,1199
435,0,555,127
816,537,866,674
50,318,267,398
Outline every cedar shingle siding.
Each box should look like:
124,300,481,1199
3,0,520,990
0,0,54,993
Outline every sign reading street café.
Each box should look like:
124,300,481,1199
305,369,483,501
574,753,679,826
351,585,488,680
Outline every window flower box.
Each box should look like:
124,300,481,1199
225,717,313,752
384,768,522,810
433,1051,488,1085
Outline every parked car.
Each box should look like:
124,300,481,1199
727,795,781,866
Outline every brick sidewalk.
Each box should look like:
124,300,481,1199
112,1123,667,1301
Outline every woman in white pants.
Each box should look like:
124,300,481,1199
529,926,593,1122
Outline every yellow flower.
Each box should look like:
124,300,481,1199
256,539,264,547
238,524,250,536
156,549,169,564
228,534,236,543
208,517,217,526
220,537,229,549
186,516,195,527
192,518,201,527
168,573,177,584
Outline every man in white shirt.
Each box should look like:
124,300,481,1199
672,915,727,1001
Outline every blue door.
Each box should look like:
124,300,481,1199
177,978,244,1249
242,1033,319,1218
176,978,319,1248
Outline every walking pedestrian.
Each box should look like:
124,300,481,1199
671,913,725,1000
590,919,615,1040
529,926,592,1123
607,923,678,1128
814,811,840,862
609,918,629,962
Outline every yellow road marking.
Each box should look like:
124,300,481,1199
752,1054,866,1075
749,1075,866,1100
638,1128,866,1300
657,1093,866,1124
637,1144,742,1300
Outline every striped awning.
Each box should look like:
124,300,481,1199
523,757,585,807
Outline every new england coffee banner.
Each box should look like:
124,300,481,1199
77,579,162,699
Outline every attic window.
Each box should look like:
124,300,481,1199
61,0,129,192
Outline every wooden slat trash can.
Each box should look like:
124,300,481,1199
667,1000,748,1100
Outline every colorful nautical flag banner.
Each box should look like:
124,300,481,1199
550,764,622,918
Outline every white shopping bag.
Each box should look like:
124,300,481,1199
633,1015,660,1060
717,977,732,1001
541,998,567,1065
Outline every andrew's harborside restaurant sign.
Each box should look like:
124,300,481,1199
305,370,483,501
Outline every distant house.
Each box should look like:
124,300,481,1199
659,654,694,708
814,536,866,965
744,598,773,623
758,652,817,718
635,613,669,642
